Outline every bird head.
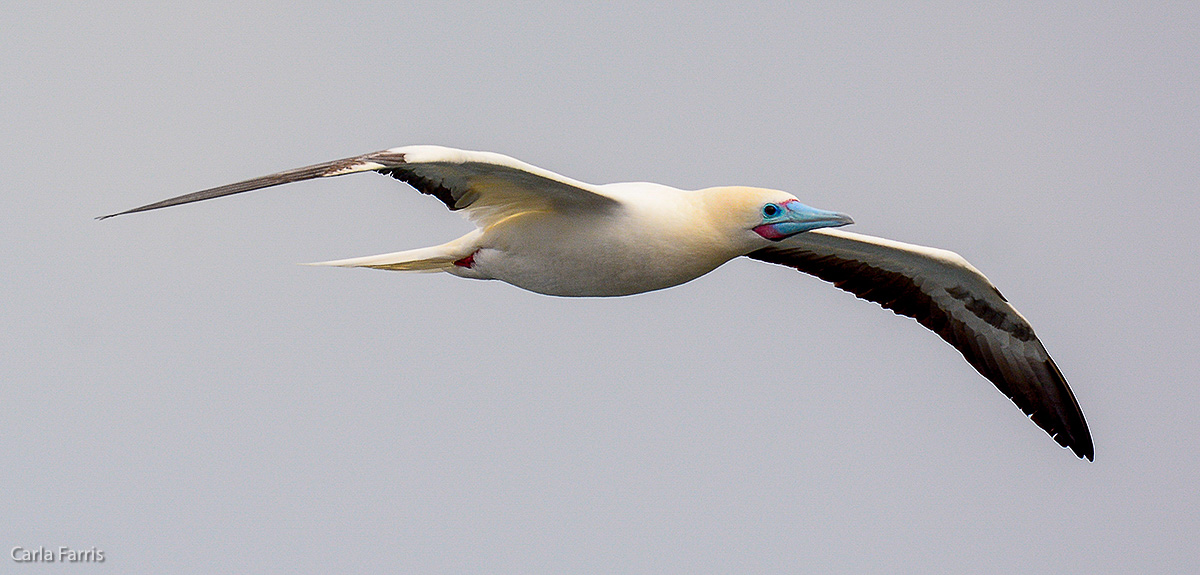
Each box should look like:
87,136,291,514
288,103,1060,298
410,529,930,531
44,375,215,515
702,187,853,243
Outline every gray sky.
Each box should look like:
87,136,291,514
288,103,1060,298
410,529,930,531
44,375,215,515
3,1,1198,573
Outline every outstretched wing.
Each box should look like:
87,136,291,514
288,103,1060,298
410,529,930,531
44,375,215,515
748,228,1093,460
99,145,621,226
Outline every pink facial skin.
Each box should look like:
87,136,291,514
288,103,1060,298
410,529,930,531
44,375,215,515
752,223,788,240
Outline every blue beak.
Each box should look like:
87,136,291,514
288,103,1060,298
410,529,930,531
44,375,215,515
753,200,854,241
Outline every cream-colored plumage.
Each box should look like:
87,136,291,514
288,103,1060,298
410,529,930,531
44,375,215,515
314,181,803,296
101,145,1092,460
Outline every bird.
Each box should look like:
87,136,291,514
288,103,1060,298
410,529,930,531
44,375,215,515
100,144,1093,460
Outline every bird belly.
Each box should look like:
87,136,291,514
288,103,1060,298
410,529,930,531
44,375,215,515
468,220,728,297
478,251,713,297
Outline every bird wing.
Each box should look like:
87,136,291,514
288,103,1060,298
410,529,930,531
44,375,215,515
99,145,621,227
747,228,1093,460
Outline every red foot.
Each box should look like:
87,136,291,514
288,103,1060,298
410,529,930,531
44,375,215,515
453,252,477,268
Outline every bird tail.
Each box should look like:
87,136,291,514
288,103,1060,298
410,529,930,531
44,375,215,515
303,231,479,273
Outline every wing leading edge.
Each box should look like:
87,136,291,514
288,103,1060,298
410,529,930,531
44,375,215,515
98,146,619,223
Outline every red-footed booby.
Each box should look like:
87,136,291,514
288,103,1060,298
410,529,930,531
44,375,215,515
101,145,1093,460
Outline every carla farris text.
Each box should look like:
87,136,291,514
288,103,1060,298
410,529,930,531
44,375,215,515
12,546,105,563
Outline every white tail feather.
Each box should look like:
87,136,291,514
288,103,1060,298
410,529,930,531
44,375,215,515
303,232,479,272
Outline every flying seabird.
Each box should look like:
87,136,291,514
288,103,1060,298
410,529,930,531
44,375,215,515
101,145,1093,460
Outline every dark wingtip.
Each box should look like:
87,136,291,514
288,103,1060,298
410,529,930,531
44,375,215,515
1057,424,1094,461
94,152,397,223
96,205,152,220
1042,358,1093,462
1075,438,1095,462
1073,426,1095,461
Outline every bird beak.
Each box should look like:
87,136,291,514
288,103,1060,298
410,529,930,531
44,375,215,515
753,200,854,241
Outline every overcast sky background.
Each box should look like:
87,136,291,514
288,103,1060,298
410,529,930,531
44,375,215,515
2,1,1198,573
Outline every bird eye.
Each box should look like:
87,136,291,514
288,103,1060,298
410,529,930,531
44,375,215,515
762,203,781,217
